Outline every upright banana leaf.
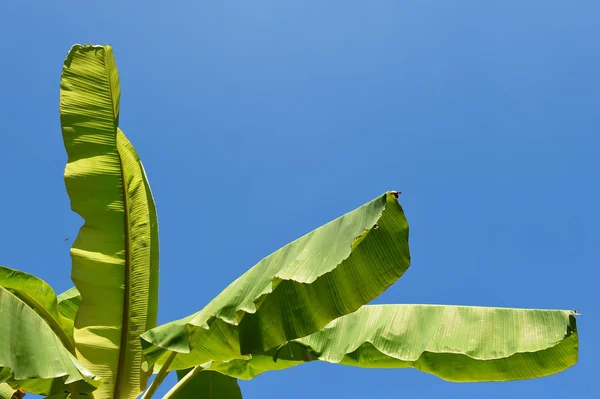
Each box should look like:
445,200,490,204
60,44,160,398
141,192,410,371
205,305,578,382
0,286,100,395
162,369,242,399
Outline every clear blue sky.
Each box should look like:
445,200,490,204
1,1,597,398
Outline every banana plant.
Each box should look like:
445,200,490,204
0,44,579,398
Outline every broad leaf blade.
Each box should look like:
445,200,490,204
0,286,100,395
60,44,160,398
142,192,410,371
0,266,75,352
208,305,578,382
162,369,242,399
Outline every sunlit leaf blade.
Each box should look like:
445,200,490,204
160,368,242,399
206,305,578,382
0,287,100,395
142,192,410,371
60,44,160,398
0,266,75,352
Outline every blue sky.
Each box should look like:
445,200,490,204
1,1,598,398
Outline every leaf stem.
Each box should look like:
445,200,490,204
140,352,176,399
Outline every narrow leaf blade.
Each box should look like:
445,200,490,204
60,44,160,398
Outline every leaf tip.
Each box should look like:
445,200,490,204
63,43,111,68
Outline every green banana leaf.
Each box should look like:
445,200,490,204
205,304,578,382
0,266,75,352
54,288,247,398
159,368,242,399
0,286,100,395
57,287,82,329
60,44,160,398
141,192,410,371
0,383,23,399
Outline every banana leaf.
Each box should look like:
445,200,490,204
159,368,242,399
0,266,75,351
0,286,100,395
60,44,160,398
57,287,82,330
141,192,410,371
55,289,247,398
205,304,578,382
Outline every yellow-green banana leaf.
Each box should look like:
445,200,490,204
207,304,578,382
141,192,410,371
60,44,160,398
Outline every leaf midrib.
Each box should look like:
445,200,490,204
113,143,133,398
102,47,133,399
9,290,75,354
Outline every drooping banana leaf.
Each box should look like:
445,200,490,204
0,286,100,395
141,192,410,371
159,368,242,399
205,304,578,382
60,44,160,398
0,266,75,352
